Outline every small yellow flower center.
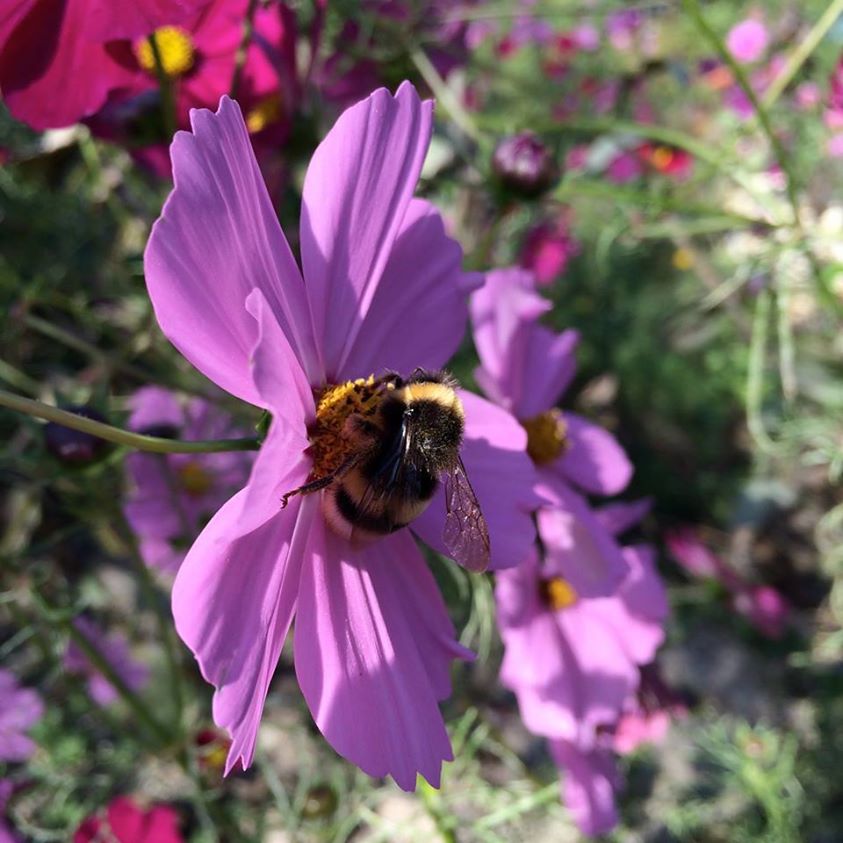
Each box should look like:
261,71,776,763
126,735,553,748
308,376,388,482
541,577,579,611
672,247,695,271
649,145,674,171
246,95,283,134
135,27,195,78
177,461,213,497
521,409,568,465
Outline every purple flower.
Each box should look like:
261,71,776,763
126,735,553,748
143,84,538,787
0,779,19,843
64,618,150,707
726,19,768,64
0,670,43,763
124,387,253,573
491,132,560,198
471,267,632,596
549,739,620,836
666,527,790,638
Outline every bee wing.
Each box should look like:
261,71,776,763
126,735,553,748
442,456,491,572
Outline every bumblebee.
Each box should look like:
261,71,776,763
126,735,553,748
281,369,490,572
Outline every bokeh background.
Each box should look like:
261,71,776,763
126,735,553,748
2,0,843,840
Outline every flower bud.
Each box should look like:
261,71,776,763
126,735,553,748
44,406,109,465
491,132,560,198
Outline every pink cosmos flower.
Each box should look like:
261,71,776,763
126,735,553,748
124,386,253,574
64,617,150,706
0,670,43,762
549,739,620,836
519,217,580,286
471,267,632,596
726,19,768,64
74,796,183,843
144,83,538,787
0,0,210,130
0,779,19,843
606,150,644,184
665,527,790,638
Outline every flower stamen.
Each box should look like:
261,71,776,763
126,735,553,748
246,95,283,134
135,27,195,78
540,577,579,611
177,461,213,497
521,408,568,465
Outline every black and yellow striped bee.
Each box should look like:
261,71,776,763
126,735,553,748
282,369,490,572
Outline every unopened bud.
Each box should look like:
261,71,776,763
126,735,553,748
492,132,560,198
44,406,109,465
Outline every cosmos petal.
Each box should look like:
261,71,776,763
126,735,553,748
549,741,620,837
515,324,579,419
299,82,433,380
172,490,316,774
294,524,455,790
412,391,539,571
87,0,212,39
145,96,319,404
337,198,481,380
553,412,632,496
595,498,652,537
536,479,628,597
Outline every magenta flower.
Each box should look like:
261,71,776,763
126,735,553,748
0,779,19,843
549,739,620,836
519,217,580,286
0,0,210,130
471,267,632,596
726,19,768,64
144,84,538,787
0,670,43,763
74,796,183,843
666,527,790,638
124,387,253,574
64,617,150,707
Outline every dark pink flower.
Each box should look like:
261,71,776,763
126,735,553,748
64,617,150,706
549,739,620,836
124,387,253,574
74,796,182,843
0,0,210,130
726,19,768,64
606,150,644,184
520,217,579,285
666,527,790,638
0,670,43,762
472,267,632,596
144,85,538,787
636,143,694,181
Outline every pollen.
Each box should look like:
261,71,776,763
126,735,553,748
177,461,213,497
135,27,195,78
308,376,386,481
649,145,674,171
540,577,579,611
246,95,283,134
521,408,568,465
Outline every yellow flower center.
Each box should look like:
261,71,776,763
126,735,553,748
135,27,195,78
521,409,568,465
246,95,283,134
672,247,695,271
177,461,213,497
541,577,579,610
649,145,674,171
308,376,388,482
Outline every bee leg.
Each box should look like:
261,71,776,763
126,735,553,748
280,454,359,509
342,414,379,444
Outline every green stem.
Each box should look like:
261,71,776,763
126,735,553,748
230,0,260,98
473,782,559,830
148,31,178,140
762,0,843,108
746,290,778,455
418,779,457,843
409,47,482,142
0,388,260,454
682,0,837,312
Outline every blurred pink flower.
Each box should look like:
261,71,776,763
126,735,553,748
606,151,643,184
520,218,580,285
726,19,768,64
0,670,43,763
472,267,632,596
636,143,694,181
64,617,150,707
665,527,790,638
74,796,183,843
496,542,667,747
0,0,210,130
605,9,642,52
143,85,538,787
0,779,18,843
550,739,620,836
124,387,253,574
828,134,843,157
